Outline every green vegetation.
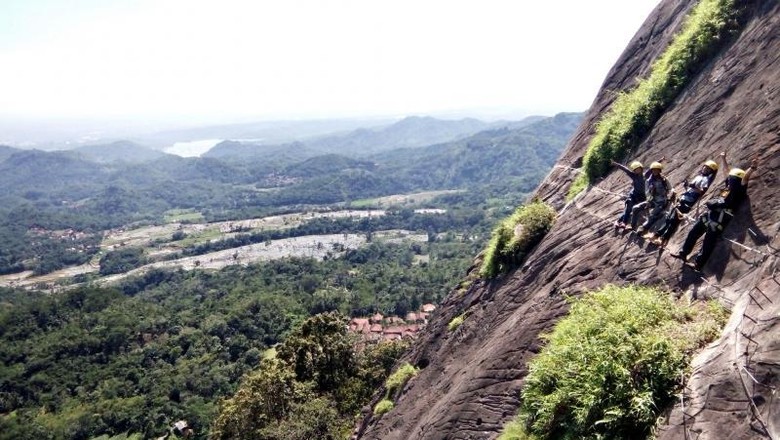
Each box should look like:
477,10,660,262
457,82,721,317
448,314,465,331
179,208,485,259
164,208,204,223
480,202,556,278
98,247,147,275
210,313,409,440
500,285,729,440
373,399,394,415
568,0,737,199
0,241,463,439
90,434,144,440
0,113,580,438
498,420,536,440
0,113,578,276
368,361,419,418
385,363,419,395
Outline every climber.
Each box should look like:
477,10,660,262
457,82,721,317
671,155,758,271
629,161,670,234
610,159,646,229
645,157,720,247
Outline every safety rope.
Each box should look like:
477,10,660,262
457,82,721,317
590,186,626,198
731,276,778,440
552,164,582,173
723,237,775,257
679,371,691,440
741,364,778,392
570,193,614,225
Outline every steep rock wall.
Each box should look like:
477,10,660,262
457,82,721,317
357,0,780,439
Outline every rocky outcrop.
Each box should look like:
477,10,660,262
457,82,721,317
356,0,780,439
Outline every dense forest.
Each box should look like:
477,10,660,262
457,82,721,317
0,240,472,439
0,113,580,438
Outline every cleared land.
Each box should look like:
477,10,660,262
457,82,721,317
0,206,436,290
99,230,427,286
350,190,463,207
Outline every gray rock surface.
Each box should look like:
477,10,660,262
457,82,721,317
356,0,780,438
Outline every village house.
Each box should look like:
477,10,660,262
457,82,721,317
382,326,404,341
349,318,370,333
349,305,435,342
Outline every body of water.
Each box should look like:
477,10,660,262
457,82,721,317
164,138,223,157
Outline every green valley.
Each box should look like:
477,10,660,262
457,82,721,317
0,113,580,439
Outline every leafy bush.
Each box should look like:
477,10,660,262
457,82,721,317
480,201,556,278
276,312,356,394
568,0,737,199
385,362,419,395
373,399,395,415
448,314,465,331
501,285,728,440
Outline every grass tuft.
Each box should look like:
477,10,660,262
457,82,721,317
479,202,556,278
498,419,539,440
385,363,419,395
373,399,394,415
448,314,465,332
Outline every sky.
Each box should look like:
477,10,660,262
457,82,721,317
0,0,661,125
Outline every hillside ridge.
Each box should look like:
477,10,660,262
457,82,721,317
356,0,780,438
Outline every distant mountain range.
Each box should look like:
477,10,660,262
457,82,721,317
14,115,552,165
0,113,582,221
203,115,544,160
133,118,395,149
72,140,170,163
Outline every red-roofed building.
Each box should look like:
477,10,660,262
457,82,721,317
384,326,404,335
349,318,370,332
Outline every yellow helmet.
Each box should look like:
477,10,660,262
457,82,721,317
649,162,663,170
704,160,718,171
629,161,643,171
729,168,745,178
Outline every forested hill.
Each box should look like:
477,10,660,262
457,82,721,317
375,112,582,190
0,145,21,162
0,113,580,218
73,140,170,163
356,0,780,439
199,140,317,161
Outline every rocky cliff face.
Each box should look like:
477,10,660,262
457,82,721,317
357,0,780,439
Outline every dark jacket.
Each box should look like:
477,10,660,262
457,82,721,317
615,163,646,201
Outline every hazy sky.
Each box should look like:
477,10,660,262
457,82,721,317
0,0,661,123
